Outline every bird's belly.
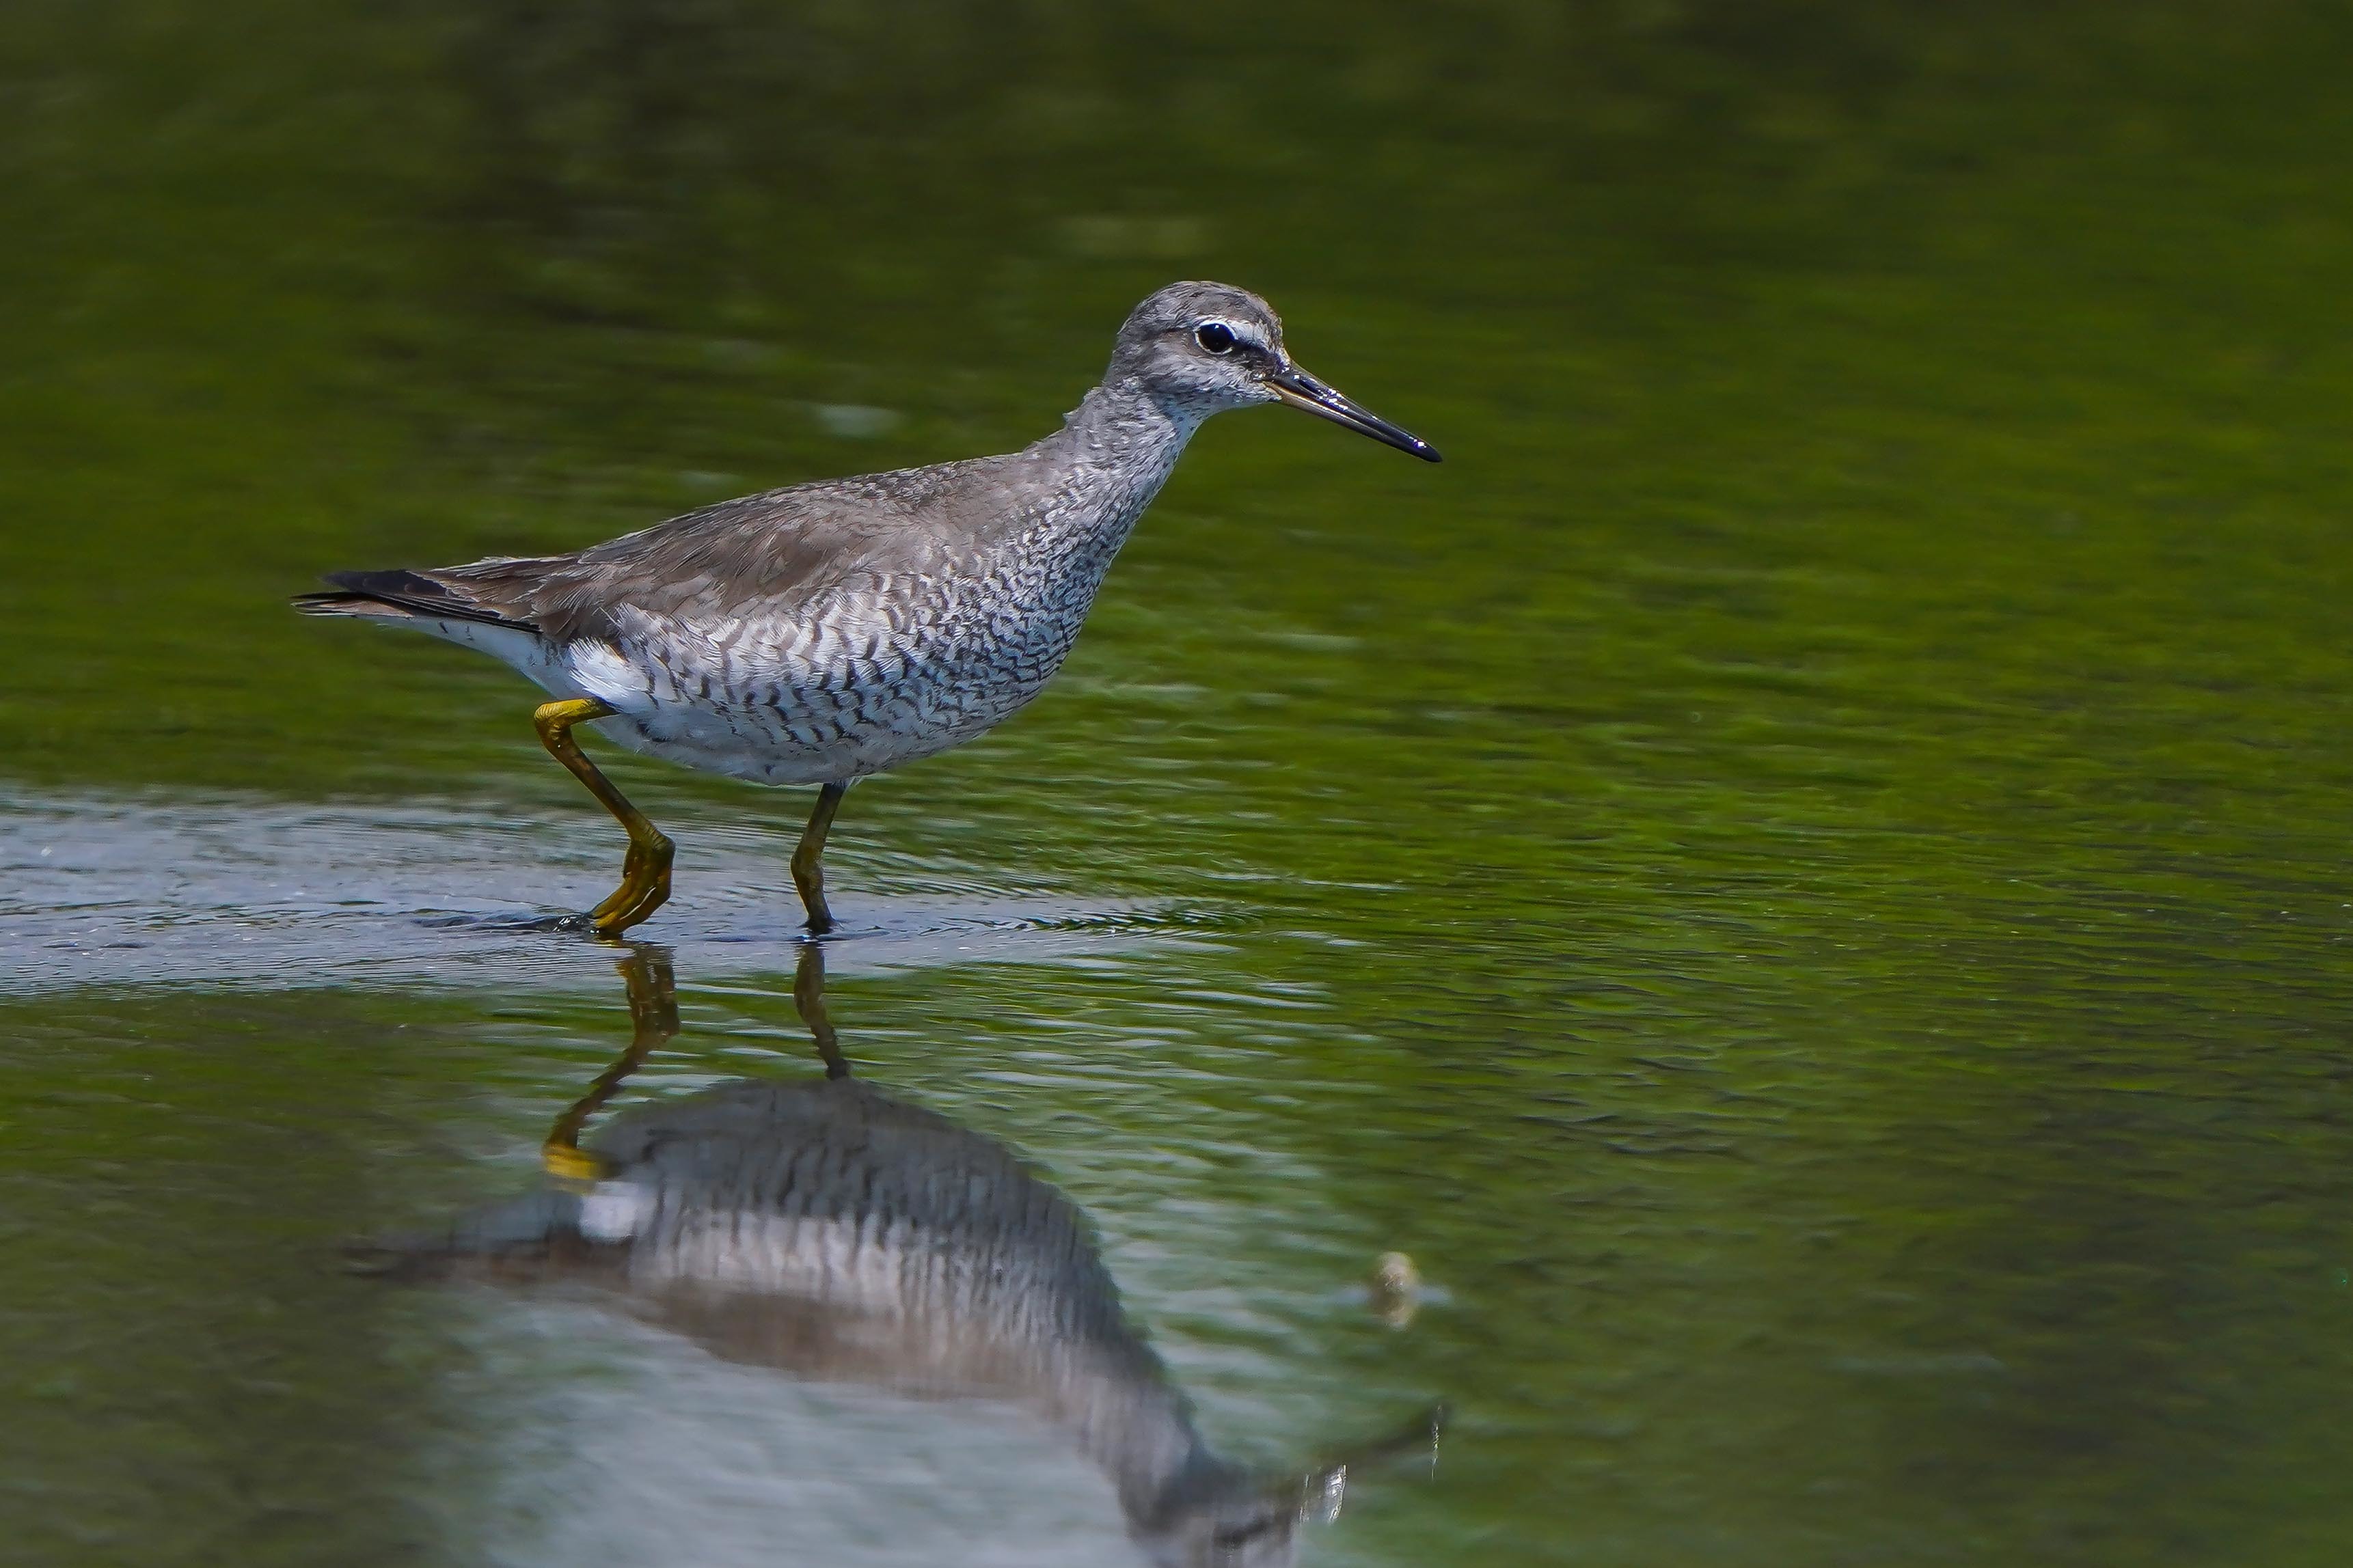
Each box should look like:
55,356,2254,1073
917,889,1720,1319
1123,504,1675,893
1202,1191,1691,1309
595,691,1016,785
569,609,1080,786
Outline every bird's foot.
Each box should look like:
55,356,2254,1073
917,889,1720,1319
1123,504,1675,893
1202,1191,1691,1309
541,1141,607,1183
583,831,675,936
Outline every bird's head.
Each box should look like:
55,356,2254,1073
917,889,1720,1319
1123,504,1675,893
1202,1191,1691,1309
1109,281,1441,461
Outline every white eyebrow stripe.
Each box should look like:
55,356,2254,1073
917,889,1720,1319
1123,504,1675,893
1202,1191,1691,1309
1202,318,1273,351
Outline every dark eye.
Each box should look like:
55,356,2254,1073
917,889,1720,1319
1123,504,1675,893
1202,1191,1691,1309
1194,322,1237,355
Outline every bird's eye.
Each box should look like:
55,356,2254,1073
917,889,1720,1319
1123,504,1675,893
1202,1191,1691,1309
1194,322,1238,355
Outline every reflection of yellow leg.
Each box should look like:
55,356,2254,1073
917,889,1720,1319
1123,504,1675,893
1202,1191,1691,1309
542,946,679,1179
534,698,674,936
792,939,851,1079
790,782,847,935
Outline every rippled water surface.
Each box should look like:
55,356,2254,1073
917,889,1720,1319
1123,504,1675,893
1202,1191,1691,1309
7,4,2353,1564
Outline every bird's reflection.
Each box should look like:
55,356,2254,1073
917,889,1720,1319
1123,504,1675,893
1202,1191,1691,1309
385,944,1439,1568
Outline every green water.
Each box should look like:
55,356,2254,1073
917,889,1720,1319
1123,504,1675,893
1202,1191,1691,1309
5,2,2353,1563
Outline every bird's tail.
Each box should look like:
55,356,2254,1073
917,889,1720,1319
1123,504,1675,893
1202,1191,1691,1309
344,1187,627,1282
291,568,528,628
291,590,413,618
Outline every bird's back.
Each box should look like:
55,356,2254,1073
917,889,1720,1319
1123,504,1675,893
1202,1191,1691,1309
420,450,1048,644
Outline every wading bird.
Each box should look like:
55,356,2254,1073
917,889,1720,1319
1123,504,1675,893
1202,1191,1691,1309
296,283,1438,935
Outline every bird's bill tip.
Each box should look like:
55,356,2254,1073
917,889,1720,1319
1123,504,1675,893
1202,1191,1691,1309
1268,366,1442,462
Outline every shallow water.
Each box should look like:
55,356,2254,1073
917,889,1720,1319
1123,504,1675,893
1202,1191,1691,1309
6,3,2353,1564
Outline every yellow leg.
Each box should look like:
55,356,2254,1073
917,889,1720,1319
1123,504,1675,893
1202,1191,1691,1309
791,782,847,935
534,698,674,936
542,946,679,1179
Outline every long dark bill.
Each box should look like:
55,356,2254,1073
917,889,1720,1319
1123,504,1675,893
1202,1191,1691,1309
1273,1402,1450,1527
1268,365,1443,463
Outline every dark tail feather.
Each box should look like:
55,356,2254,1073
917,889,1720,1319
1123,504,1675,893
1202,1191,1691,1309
344,1187,626,1282
292,590,409,618
291,568,528,628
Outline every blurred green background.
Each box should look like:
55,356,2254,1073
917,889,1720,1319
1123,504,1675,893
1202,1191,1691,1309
3,2,2352,1564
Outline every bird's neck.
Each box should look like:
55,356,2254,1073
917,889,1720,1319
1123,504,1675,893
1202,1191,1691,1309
1029,379,1208,548
1044,1362,1250,1539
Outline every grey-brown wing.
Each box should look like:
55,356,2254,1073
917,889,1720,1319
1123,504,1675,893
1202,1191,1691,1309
420,454,1033,641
